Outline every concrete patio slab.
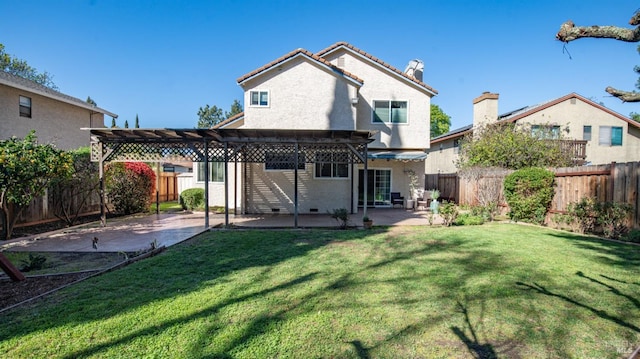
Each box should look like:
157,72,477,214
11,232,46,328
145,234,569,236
0,208,441,253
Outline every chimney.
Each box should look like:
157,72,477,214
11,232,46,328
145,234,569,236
473,92,499,129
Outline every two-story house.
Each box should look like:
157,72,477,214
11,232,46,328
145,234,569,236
0,71,117,150
180,42,437,213
426,92,640,174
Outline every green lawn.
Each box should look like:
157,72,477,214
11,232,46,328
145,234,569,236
1,224,639,358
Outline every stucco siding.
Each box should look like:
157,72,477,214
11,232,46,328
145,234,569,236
513,99,640,165
425,139,459,174
244,163,352,214
0,84,104,149
323,49,431,150
241,58,357,130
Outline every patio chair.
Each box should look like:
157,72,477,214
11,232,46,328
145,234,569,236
390,192,404,208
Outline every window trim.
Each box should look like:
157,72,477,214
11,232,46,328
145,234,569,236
314,153,350,179
249,90,269,107
196,162,225,183
19,95,32,118
598,125,623,146
583,125,592,141
371,99,409,124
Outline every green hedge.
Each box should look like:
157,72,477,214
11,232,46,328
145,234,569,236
180,188,205,210
503,167,555,224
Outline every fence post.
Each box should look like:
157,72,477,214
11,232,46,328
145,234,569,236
608,161,616,203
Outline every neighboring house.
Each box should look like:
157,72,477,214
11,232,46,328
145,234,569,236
0,71,117,150
180,42,437,213
426,92,640,173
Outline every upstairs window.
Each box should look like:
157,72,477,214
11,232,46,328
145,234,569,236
599,126,623,146
531,125,560,139
453,139,460,154
250,90,269,107
197,162,224,182
19,96,31,118
583,126,592,141
315,153,349,178
373,100,408,124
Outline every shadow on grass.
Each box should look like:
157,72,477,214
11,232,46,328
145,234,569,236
547,231,640,268
576,271,640,309
0,229,380,342
516,282,640,333
450,300,498,359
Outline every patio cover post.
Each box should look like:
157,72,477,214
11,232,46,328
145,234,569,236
204,140,210,228
294,142,299,228
99,142,106,227
224,141,229,227
363,146,368,219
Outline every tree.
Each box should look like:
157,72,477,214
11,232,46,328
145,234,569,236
0,43,57,90
135,114,140,128
197,104,224,128
225,99,243,119
124,120,129,128
0,131,73,239
556,9,640,102
430,104,451,138
456,123,574,170
86,96,97,106
111,118,117,128
630,112,640,122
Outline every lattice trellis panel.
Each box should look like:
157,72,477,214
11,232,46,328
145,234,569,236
91,139,368,164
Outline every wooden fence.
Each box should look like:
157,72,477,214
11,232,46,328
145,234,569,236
8,172,179,228
425,162,640,228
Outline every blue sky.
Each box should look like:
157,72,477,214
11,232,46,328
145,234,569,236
2,0,639,131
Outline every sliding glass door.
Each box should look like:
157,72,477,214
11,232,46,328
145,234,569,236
358,169,391,207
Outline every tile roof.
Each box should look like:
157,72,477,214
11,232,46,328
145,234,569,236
213,111,244,129
0,70,118,118
237,48,364,85
316,41,438,95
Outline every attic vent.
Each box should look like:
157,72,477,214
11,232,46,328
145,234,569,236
271,208,280,213
310,208,318,213
570,98,576,104
337,56,345,68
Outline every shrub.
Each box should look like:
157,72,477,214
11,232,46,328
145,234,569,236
566,197,598,233
622,229,640,243
329,208,349,229
503,167,555,224
455,213,484,226
20,253,47,272
106,162,156,215
180,188,205,210
597,202,632,239
439,200,458,227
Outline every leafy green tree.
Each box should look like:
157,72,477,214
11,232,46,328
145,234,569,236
51,147,99,226
197,104,224,128
225,99,243,119
630,112,640,122
0,132,73,239
111,118,117,128
0,43,57,90
430,104,451,138
135,114,140,128
124,120,129,129
86,96,97,106
504,167,555,224
457,123,574,170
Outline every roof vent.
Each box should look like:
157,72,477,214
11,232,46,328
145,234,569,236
404,59,424,82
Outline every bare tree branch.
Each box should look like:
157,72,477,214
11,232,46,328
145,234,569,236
605,86,640,102
556,20,640,43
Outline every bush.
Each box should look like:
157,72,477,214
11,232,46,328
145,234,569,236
597,202,632,239
455,213,484,226
566,197,598,233
106,162,156,215
439,201,458,227
621,229,640,243
503,167,555,224
329,208,349,229
180,188,205,210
